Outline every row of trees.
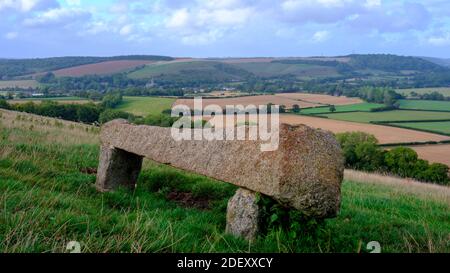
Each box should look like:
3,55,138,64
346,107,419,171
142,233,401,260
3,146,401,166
337,132,449,185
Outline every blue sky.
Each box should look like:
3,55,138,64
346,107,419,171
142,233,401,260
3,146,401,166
1,0,450,58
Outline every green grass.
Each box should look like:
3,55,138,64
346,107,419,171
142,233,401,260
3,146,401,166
398,100,450,111
0,119,449,253
115,96,176,116
388,121,450,135
397,88,450,97
300,103,385,115
320,110,450,123
232,62,340,78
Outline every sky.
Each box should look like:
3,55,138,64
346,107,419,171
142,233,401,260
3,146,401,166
1,0,450,58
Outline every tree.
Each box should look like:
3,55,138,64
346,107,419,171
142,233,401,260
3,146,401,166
279,105,286,113
329,105,336,113
384,147,419,177
292,104,301,113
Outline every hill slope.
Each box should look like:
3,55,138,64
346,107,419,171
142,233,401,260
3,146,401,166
0,109,449,253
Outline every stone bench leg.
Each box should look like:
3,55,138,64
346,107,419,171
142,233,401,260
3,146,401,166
226,188,261,241
96,145,143,192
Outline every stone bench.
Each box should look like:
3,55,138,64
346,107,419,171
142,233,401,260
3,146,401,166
95,119,344,240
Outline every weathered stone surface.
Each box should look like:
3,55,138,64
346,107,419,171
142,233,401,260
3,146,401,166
96,119,344,218
226,188,261,241
96,145,143,192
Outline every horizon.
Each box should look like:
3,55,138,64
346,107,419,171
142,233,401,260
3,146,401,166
1,1,450,59
0,53,448,60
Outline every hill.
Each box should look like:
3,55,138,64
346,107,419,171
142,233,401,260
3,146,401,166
0,109,449,253
0,55,173,79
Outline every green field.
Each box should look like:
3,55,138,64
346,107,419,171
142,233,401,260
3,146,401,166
398,100,450,111
388,121,450,135
320,110,450,123
397,88,450,97
232,62,340,78
0,114,449,253
11,96,88,101
300,103,385,115
0,80,39,89
116,96,176,116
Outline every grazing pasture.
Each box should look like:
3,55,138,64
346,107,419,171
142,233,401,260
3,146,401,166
398,100,450,111
388,121,450,135
320,110,450,123
116,96,176,116
0,80,39,89
300,103,385,114
275,93,363,106
53,60,155,77
232,62,340,78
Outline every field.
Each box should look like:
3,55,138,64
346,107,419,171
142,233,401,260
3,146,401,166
279,114,450,144
388,121,450,135
53,60,155,77
231,62,340,78
397,88,450,97
398,100,450,111
411,145,450,167
8,97,92,105
174,95,322,110
0,109,449,253
300,103,384,114
116,96,176,116
319,110,450,123
0,80,39,89
275,93,363,106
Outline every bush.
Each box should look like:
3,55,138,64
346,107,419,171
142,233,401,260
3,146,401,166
99,109,136,124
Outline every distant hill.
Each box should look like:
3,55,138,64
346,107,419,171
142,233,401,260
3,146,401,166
421,57,450,67
0,55,174,79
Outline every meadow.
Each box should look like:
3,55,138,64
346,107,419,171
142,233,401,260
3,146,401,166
116,96,176,116
320,110,450,123
398,100,450,111
388,121,450,135
0,109,449,253
300,103,384,114
8,96,92,105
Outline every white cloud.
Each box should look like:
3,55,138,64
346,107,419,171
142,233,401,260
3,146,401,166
312,30,330,42
119,24,133,36
23,7,90,27
5,31,18,39
166,8,190,28
0,0,41,12
428,32,450,46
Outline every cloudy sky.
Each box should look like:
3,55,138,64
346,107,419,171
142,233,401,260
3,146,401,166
1,0,450,58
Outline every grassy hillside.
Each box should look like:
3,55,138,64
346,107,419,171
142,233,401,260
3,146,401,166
398,100,450,111
320,110,450,123
115,96,176,116
0,109,449,253
232,62,340,78
127,61,253,82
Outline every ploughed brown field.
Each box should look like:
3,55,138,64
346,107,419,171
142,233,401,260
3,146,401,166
206,114,450,145
275,93,363,106
279,114,450,145
411,144,450,167
174,95,323,109
53,60,155,77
